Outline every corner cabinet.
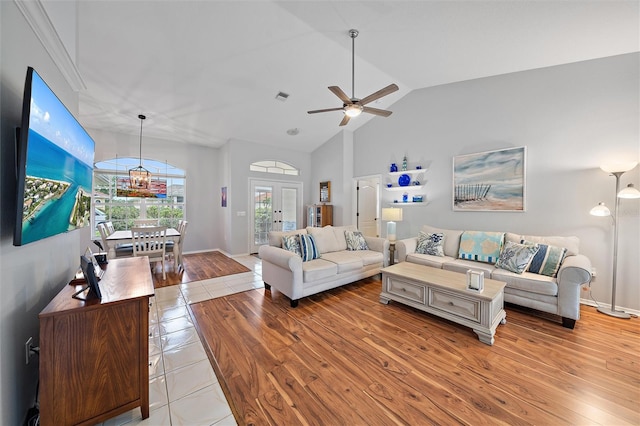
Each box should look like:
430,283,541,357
308,204,333,227
385,168,429,206
39,256,154,426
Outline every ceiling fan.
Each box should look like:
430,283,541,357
308,29,399,127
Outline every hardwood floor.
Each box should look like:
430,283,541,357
189,276,640,426
151,250,251,288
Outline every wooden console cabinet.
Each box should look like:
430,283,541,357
39,256,154,425
308,204,333,227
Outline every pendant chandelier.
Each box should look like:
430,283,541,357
129,114,151,189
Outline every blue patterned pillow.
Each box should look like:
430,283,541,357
522,239,567,277
415,231,445,257
282,235,302,257
458,231,505,263
495,241,539,274
299,234,320,262
345,230,369,251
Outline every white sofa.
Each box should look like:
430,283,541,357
396,225,592,328
258,225,389,307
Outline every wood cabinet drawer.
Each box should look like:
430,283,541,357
428,288,480,323
386,277,425,304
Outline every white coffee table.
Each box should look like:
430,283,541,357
380,262,507,345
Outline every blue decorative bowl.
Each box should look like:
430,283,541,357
398,174,411,187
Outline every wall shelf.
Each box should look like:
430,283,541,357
388,201,429,206
385,185,425,191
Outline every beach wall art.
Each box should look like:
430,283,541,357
453,146,526,212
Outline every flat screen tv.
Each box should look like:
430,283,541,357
14,67,95,246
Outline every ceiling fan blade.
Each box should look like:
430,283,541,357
359,83,399,106
328,86,352,104
339,114,350,126
362,106,393,117
307,107,345,114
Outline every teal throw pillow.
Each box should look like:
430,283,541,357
458,231,505,263
282,235,302,257
415,231,445,257
345,230,369,251
495,241,539,274
522,239,568,277
299,234,320,262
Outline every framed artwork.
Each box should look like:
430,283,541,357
453,146,526,212
221,187,227,207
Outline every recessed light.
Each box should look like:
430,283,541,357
286,128,300,136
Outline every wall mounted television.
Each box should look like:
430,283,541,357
14,67,95,246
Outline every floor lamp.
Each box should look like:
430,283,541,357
590,162,640,319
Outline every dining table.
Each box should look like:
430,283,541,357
106,228,181,259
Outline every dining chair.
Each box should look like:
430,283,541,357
105,221,115,235
166,220,188,271
132,226,167,280
98,223,133,259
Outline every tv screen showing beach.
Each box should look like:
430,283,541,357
16,68,95,246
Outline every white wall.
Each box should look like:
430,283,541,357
353,53,640,312
310,132,347,225
224,139,311,254
0,2,87,424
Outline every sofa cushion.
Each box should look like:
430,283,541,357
458,231,504,263
345,230,369,251
506,233,579,256
422,225,463,258
307,226,340,253
406,253,456,269
320,252,364,273
282,235,302,256
269,229,307,248
348,250,384,266
332,225,357,251
302,259,338,282
443,259,496,276
300,234,320,262
491,269,558,297
495,241,539,274
521,240,568,277
416,231,444,257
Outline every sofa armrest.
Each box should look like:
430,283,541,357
396,237,418,263
364,236,390,266
258,245,303,273
556,254,592,320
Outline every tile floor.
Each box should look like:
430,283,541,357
102,255,263,426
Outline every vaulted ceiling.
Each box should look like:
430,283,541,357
62,1,638,152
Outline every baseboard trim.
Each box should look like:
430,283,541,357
580,298,639,317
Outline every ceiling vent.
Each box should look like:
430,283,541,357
275,91,290,102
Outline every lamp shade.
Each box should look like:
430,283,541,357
600,162,638,173
589,202,611,217
381,207,403,222
618,183,640,199
344,104,363,117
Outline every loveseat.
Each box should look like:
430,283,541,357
259,225,389,307
396,225,592,328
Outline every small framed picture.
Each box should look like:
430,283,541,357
466,269,484,292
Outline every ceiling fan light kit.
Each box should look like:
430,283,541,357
308,29,398,126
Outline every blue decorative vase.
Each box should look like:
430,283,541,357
398,173,411,187
390,163,398,173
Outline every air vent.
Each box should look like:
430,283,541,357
275,91,290,102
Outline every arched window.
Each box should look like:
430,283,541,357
250,160,299,176
93,157,186,234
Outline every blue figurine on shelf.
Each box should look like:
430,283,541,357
390,163,398,173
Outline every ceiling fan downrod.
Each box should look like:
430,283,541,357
350,29,358,100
